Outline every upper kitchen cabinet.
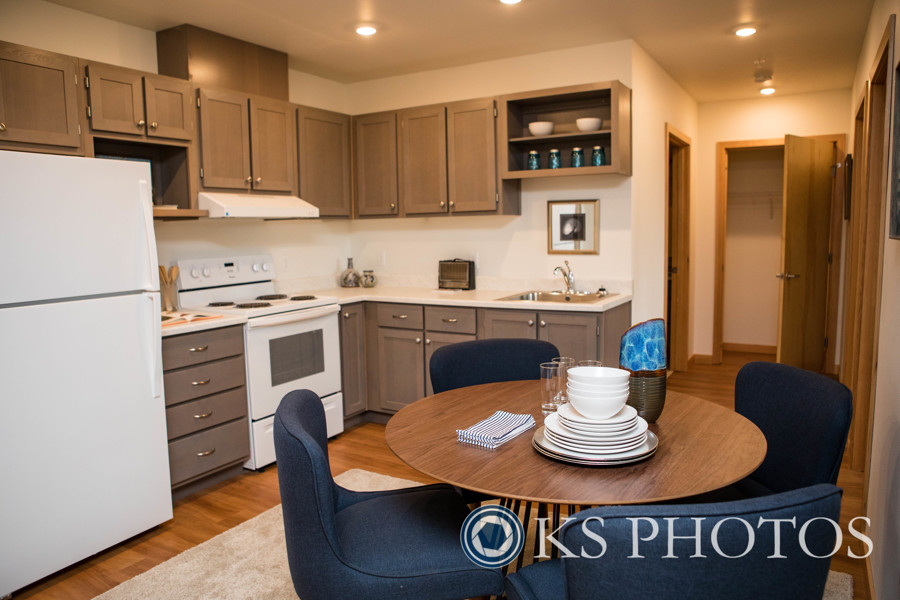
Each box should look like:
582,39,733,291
499,81,631,178
84,63,193,141
297,105,351,217
399,104,448,216
353,111,399,217
198,88,296,193
0,41,83,154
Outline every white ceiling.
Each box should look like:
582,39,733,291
45,0,874,103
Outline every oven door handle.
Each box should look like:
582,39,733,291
246,304,340,329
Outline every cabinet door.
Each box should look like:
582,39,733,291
297,105,351,216
399,105,447,215
0,42,81,149
249,96,295,192
478,308,537,339
425,331,475,396
198,88,251,189
85,64,145,136
144,75,193,140
340,304,367,417
538,311,599,361
447,98,497,213
353,111,398,216
376,327,424,412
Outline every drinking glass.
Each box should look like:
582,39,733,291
552,357,575,403
540,362,561,414
578,359,602,367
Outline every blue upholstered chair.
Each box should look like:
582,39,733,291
273,389,504,600
430,338,560,395
505,484,843,600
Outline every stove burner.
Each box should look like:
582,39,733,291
234,302,272,309
290,295,317,301
208,301,235,307
257,294,287,301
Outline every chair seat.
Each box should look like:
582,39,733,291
505,559,566,600
336,484,501,587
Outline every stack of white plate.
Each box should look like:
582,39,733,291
532,403,659,466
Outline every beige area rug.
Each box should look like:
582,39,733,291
94,469,854,599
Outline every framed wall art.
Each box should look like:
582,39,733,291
547,199,599,254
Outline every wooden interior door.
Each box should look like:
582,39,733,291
776,134,835,370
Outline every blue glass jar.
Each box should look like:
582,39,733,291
527,150,540,170
591,146,606,166
548,149,561,169
571,147,584,168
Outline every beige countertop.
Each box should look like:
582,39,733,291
160,311,247,337
310,286,631,313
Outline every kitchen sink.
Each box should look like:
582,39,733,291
495,290,613,303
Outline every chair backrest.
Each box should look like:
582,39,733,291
273,389,345,599
559,484,843,600
735,361,852,493
429,338,560,394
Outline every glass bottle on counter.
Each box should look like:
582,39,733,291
362,270,377,288
340,258,361,287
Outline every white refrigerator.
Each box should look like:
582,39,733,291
0,151,173,596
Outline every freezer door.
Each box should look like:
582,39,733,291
0,151,158,306
0,293,172,596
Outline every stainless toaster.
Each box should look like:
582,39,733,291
438,259,476,290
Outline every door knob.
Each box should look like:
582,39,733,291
255,177,262,184
527,319,535,327
137,119,146,127
150,121,158,129
776,273,800,280
0,122,6,132
540,320,547,328
246,176,253,183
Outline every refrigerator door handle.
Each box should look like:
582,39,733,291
147,293,163,399
138,180,160,291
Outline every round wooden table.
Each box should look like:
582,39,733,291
385,380,767,505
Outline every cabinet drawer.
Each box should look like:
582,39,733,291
169,417,250,487
375,303,424,329
425,306,476,334
162,325,244,370
165,387,248,440
164,355,246,406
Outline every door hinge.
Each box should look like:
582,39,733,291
596,325,601,336
827,252,833,264
493,106,498,118
84,75,89,89
824,336,829,349
200,167,204,179
196,96,201,108
77,124,81,136
831,164,838,177
86,106,92,118
74,74,79,87
495,192,499,205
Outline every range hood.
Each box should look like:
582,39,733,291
198,192,319,219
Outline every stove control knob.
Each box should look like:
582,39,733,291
262,263,270,272
251,263,261,273
202,267,211,278
190,267,200,279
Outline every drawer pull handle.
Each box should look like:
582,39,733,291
343,312,350,318
393,314,408,319
442,318,459,323
196,448,216,457
188,345,208,353
193,411,213,419
191,379,211,386
0,122,6,132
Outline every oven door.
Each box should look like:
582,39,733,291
244,304,341,421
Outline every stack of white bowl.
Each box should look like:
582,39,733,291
565,366,630,420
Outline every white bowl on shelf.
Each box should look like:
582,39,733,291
528,121,554,136
576,117,602,132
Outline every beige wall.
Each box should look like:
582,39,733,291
852,2,900,599
693,89,852,358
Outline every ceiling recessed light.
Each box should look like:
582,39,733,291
760,87,776,95
735,26,758,37
500,0,522,4
356,25,377,36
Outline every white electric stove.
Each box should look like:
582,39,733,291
176,255,343,469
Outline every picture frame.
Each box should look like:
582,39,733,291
547,199,599,254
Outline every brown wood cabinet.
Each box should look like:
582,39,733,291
0,41,83,154
423,306,477,395
85,63,192,141
399,104,448,215
162,325,250,497
498,81,632,178
297,105,351,216
476,302,632,366
353,111,399,217
198,88,295,192
370,303,426,412
339,303,367,417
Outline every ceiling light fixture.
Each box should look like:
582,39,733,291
760,87,776,95
356,24,377,36
500,0,522,4
735,25,757,37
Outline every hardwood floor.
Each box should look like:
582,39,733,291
15,351,868,599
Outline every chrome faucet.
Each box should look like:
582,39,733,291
554,260,576,293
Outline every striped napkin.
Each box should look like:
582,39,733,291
456,411,536,449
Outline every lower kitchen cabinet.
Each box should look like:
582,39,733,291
339,303,367,417
162,325,250,497
368,303,425,413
